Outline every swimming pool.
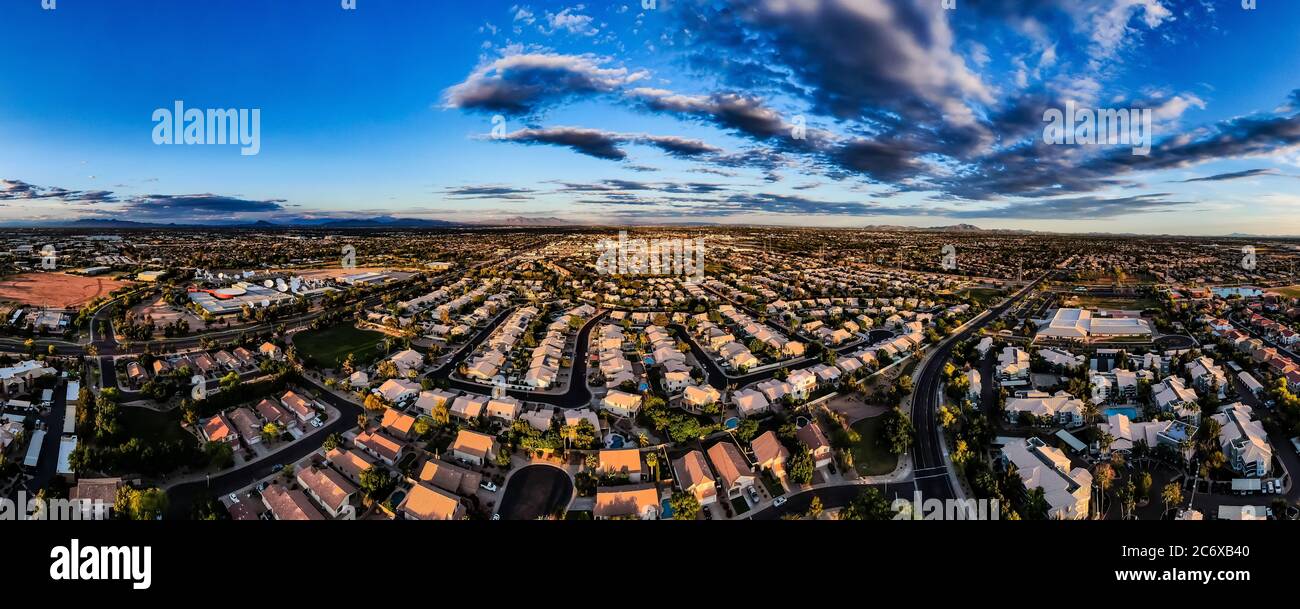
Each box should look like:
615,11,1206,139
1103,406,1139,420
724,417,739,430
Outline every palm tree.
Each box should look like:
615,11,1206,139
644,451,659,481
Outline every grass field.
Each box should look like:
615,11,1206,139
957,287,1004,305
849,415,898,477
1060,294,1160,310
1268,285,1300,299
117,407,194,448
294,324,386,369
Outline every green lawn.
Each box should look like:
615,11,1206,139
1063,295,1160,310
118,406,193,447
1267,285,1300,299
849,415,898,477
957,288,1004,305
294,324,387,369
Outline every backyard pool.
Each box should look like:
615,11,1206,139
1103,406,1139,420
723,417,739,430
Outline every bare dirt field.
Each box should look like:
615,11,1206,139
130,296,209,331
0,272,130,308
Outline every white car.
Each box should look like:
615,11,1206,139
480,480,499,492
228,493,239,503
772,496,787,507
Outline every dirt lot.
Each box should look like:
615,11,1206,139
130,295,209,331
0,272,130,308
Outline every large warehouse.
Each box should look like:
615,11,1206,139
1036,308,1152,342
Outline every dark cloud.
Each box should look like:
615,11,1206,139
0,179,118,203
497,127,721,162
443,185,537,200
1176,169,1288,183
121,194,286,219
442,53,644,115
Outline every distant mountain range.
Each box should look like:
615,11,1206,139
0,215,579,229
862,223,986,232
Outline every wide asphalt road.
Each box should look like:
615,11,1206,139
910,274,1049,502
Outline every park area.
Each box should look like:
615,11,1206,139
849,415,898,477
293,323,386,369
0,272,130,308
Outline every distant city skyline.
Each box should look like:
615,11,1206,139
4,0,1300,235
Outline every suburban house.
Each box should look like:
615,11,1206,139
280,390,317,423
682,384,721,412
796,422,833,469
399,482,465,520
486,396,522,422
732,389,771,418
672,450,718,506
354,429,408,466
598,448,644,482
258,342,283,361
418,459,483,496
200,413,238,445
326,447,377,484
450,429,498,466
389,349,425,376
751,430,789,476
593,483,661,520
255,398,295,431
706,441,756,500
381,408,417,440
450,394,488,420
601,390,643,418
295,464,358,519
376,379,420,404
261,483,326,521
228,407,263,445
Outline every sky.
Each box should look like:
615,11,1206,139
3,0,1300,234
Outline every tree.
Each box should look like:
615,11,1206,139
260,422,280,443
644,451,660,481
114,487,169,520
413,416,433,437
205,441,234,469
322,432,344,452
1161,481,1183,515
736,418,759,442
363,393,389,411
786,449,815,485
806,496,824,520
669,491,701,520
882,407,915,455
839,488,893,520
218,371,241,392
358,466,394,500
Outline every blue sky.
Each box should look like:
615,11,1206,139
3,0,1300,234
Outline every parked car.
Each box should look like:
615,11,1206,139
228,493,239,503
491,513,500,520
772,496,787,507
256,482,269,492
270,464,284,473
480,480,499,492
